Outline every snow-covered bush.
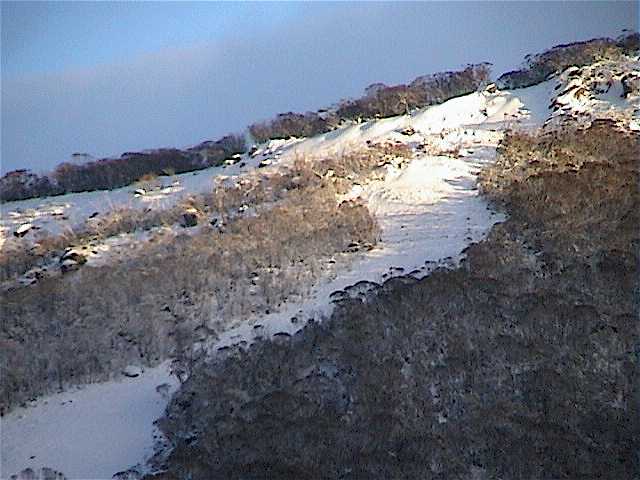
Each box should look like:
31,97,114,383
0,148,387,413
151,124,638,480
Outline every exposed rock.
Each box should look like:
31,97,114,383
122,365,144,378
156,383,172,399
180,208,199,228
59,249,87,273
13,223,33,237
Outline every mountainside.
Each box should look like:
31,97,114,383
1,35,638,479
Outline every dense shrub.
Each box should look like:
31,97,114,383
496,32,639,89
249,112,335,144
0,146,394,412
617,31,640,54
337,63,492,121
188,134,246,163
0,170,62,202
1,135,246,202
249,64,491,144
51,149,196,193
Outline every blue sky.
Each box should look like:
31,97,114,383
2,2,301,75
2,1,637,173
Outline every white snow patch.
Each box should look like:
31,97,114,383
1,364,177,480
1,75,587,478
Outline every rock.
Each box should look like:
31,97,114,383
156,383,172,399
60,259,80,274
14,223,33,237
59,249,87,273
122,365,143,378
484,82,498,94
61,249,87,263
272,331,292,344
399,126,416,136
180,208,199,228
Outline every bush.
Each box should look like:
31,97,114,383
1,134,246,202
496,33,638,89
189,134,247,167
0,170,61,202
0,147,390,412
249,65,491,144
336,64,492,121
249,112,335,144
151,124,639,480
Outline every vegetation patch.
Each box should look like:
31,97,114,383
497,32,639,89
0,146,405,413
149,124,638,479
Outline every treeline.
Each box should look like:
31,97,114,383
0,134,245,202
249,63,492,143
6,32,637,202
497,32,640,89
3,63,491,202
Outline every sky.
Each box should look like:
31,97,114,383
1,1,637,174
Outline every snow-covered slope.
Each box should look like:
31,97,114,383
0,153,262,243
1,365,177,479
2,57,638,479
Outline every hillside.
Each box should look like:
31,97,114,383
1,34,639,479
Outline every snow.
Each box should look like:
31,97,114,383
215,138,505,348
1,364,177,480
546,58,640,127
3,59,636,478
0,146,278,242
